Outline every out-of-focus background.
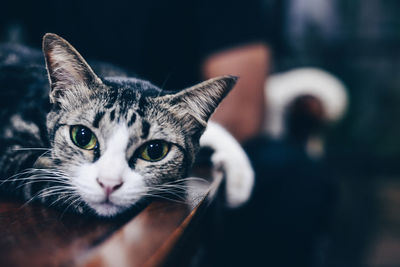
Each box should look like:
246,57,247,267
271,0,400,158
266,1,400,265
2,0,400,266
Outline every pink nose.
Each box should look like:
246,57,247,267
96,178,123,196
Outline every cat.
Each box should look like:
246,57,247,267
0,33,254,217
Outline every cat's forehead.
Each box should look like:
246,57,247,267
102,77,162,96
71,77,176,138
97,77,162,120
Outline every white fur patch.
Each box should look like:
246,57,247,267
73,124,146,217
265,67,348,138
200,122,254,208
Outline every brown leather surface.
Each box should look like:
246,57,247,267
0,171,221,267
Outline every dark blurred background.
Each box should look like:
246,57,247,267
271,0,400,160
267,1,400,266
3,0,400,159
2,0,400,266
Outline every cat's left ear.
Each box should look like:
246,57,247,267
42,33,103,103
162,76,237,127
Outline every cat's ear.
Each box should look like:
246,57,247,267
163,76,237,126
42,33,102,103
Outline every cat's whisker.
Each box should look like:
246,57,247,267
157,73,171,97
38,191,75,200
12,148,51,151
141,187,187,202
137,193,187,204
37,191,69,201
36,186,77,198
33,150,53,166
1,169,41,182
155,181,199,186
60,196,83,217
154,184,195,190
145,188,187,198
149,184,199,189
21,184,75,205
165,177,209,183
145,187,186,193
41,192,77,206
50,192,80,208
2,167,68,184
21,188,50,207
48,193,75,207
146,184,199,191
2,177,64,190
30,168,69,177
58,194,79,207
9,179,66,189
9,174,68,182
15,178,70,189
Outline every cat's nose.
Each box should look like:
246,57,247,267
96,178,123,196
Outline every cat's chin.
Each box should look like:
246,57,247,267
88,202,128,217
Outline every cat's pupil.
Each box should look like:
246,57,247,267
76,127,92,146
147,142,163,159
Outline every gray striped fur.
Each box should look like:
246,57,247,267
0,34,236,216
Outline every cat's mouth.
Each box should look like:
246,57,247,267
88,200,126,217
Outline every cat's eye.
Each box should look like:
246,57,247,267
139,141,170,162
70,125,98,150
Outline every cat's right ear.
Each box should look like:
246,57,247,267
160,76,237,127
42,33,102,103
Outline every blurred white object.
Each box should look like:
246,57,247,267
265,68,348,158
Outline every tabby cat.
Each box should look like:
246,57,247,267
0,34,253,217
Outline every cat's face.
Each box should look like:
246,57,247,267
42,34,236,217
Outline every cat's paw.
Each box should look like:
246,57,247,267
211,148,254,208
200,122,254,208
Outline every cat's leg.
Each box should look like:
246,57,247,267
200,121,254,208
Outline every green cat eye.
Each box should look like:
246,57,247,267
70,125,98,150
139,141,170,162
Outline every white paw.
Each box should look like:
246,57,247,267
200,122,254,208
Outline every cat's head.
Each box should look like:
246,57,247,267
41,33,236,217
